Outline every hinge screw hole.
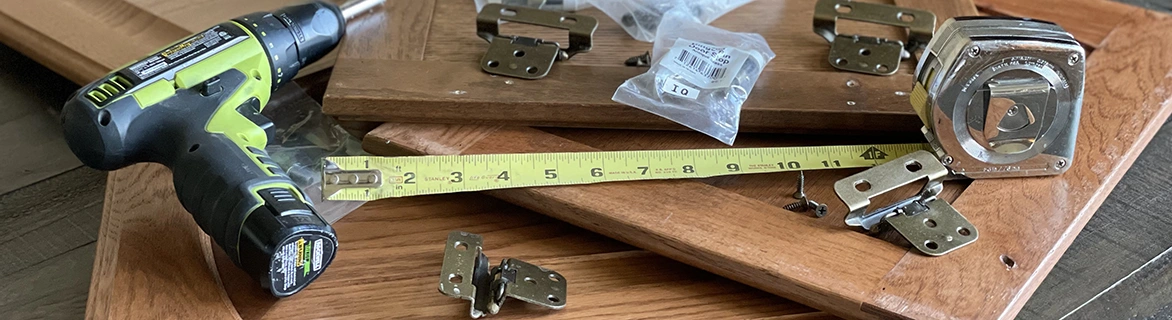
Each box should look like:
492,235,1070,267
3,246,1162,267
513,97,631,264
958,227,972,236
905,161,923,172
924,241,939,250
854,180,872,192
1001,255,1016,269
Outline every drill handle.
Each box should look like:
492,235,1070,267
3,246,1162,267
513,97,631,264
167,69,337,296
169,121,289,255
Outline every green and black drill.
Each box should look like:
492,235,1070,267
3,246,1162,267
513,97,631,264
60,0,383,297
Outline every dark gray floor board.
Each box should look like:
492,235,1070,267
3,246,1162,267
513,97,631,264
0,243,96,320
0,43,82,195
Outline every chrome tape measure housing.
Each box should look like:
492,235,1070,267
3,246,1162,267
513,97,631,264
914,17,1085,179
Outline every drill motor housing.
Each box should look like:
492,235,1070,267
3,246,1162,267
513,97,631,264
61,2,346,297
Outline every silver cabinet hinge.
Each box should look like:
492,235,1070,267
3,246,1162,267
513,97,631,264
812,0,936,76
476,4,598,79
834,151,978,256
439,231,567,318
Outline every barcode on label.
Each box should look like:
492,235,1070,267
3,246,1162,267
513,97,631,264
659,39,755,89
675,50,728,80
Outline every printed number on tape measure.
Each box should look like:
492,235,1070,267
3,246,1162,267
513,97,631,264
323,144,928,201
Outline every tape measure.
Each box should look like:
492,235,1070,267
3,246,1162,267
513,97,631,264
323,143,930,201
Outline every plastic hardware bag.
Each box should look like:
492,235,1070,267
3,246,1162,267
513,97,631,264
589,0,754,42
263,88,368,223
612,6,775,145
474,0,592,11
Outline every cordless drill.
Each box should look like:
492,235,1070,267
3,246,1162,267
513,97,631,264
60,0,381,297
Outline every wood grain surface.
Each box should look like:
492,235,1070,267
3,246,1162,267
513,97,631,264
214,193,825,319
0,1,262,318
363,124,978,319
0,1,829,319
870,9,1172,319
1021,115,1172,319
3,0,1171,319
0,43,81,195
360,5,1172,320
974,0,1139,49
1065,245,1172,319
322,0,978,134
0,167,105,319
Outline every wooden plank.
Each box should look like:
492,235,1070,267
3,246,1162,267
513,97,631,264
0,1,818,318
121,0,294,31
0,167,105,278
973,0,1139,48
82,105,816,318
4,0,1167,319
0,167,105,320
215,193,816,319
0,2,243,318
361,6,1172,319
362,124,976,319
323,0,957,133
1064,246,1172,319
0,244,96,320
1020,120,1172,318
0,0,190,82
895,0,979,22
0,44,82,194
868,9,1172,319
1116,0,1172,12
87,163,242,320
328,61,918,133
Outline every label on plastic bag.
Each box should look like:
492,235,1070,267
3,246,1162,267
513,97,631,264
662,78,700,99
659,39,758,89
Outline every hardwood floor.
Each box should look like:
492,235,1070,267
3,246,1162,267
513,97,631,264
1,1,1171,318
0,43,101,320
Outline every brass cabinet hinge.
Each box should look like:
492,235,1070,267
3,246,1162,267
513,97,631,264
476,4,598,79
812,0,936,76
834,151,978,256
439,231,567,318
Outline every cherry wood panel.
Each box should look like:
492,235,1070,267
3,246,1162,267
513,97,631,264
323,0,978,133
214,192,822,319
363,125,967,319
360,6,1172,320
974,0,1139,48
870,9,1172,319
0,0,826,319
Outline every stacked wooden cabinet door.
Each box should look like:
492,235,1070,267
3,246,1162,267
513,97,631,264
0,0,1169,319
332,0,1172,319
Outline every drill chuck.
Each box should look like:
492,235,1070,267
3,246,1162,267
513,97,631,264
235,1,345,90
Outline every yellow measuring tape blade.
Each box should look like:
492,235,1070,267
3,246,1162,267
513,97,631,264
324,143,930,201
